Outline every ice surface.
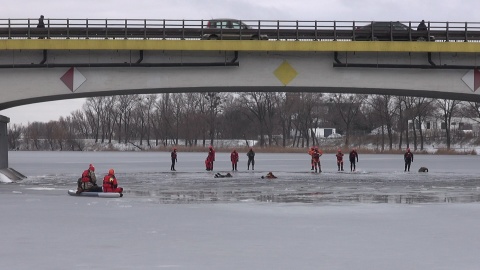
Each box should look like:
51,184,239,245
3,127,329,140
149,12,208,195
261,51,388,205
2,151,480,269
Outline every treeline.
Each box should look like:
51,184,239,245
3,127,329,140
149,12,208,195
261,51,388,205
7,92,480,151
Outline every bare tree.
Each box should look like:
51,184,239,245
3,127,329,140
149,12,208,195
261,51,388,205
436,99,461,150
366,95,398,150
7,123,23,150
330,94,367,147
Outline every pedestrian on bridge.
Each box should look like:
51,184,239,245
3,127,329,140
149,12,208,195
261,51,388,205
37,15,45,39
417,20,427,31
37,15,45,28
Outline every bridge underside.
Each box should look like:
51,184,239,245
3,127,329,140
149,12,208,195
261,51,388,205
0,49,479,110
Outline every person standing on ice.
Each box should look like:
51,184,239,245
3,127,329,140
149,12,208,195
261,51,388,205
247,147,255,170
312,147,322,173
336,149,344,171
308,146,315,170
205,146,215,171
170,148,178,171
404,148,414,172
349,148,359,172
230,149,239,171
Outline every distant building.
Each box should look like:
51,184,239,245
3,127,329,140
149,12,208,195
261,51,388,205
290,128,337,138
408,117,480,134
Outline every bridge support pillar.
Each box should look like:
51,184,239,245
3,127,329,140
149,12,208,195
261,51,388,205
0,115,25,180
0,115,9,169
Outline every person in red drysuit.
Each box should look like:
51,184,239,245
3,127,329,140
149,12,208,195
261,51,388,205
230,149,239,171
206,146,215,171
336,149,344,171
312,147,322,173
77,163,102,193
308,146,315,170
103,168,123,194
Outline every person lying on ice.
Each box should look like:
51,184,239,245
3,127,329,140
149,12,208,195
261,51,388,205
77,163,102,194
214,172,232,178
103,168,124,195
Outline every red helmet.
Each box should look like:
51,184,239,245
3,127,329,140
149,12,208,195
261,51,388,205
89,164,95,172
209,145,213,149
338,149,342,152
108,168,115,175
407,148,410,151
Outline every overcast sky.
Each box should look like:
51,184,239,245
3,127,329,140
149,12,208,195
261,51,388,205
1,0,478,125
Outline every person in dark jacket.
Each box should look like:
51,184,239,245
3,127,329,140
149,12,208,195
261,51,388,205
247,147,255,170
417,20,427,31
349,148,359,172
171,148,177,171
404,148,414,172
37,15,45,28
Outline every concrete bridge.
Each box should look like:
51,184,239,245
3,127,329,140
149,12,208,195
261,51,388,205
1,19,480,176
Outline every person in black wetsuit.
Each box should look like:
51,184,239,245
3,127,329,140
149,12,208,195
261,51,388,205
349,148,359,172
404,148,414,172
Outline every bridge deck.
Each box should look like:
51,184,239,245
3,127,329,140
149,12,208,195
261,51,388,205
1,39,479,53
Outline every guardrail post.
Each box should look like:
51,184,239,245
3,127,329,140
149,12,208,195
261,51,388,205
27,19,32,39
143,19,147,40
446,21,449,42
333,21,337,41
296,20,299,41
315,21,318,41
464,22,467,42
86,19,89,39
353,21,356,41
182,20,185,40
47,19,50,39
162,19,166,40
408,21,412,41
124,19,128,39
105,19,108,39
66,19,70,39
427,21,431,41
276,20,280,41
257,20,260,41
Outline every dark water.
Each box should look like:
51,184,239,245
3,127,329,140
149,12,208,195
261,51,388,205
5,151,480,204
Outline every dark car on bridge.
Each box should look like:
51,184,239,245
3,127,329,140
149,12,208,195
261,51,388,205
354,21,435,41
202,18,268,40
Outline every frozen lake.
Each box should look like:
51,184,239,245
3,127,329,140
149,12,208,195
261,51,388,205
2,151,480,270
7,151,480,204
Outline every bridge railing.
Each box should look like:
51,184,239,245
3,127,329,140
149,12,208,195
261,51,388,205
0,18,480,42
